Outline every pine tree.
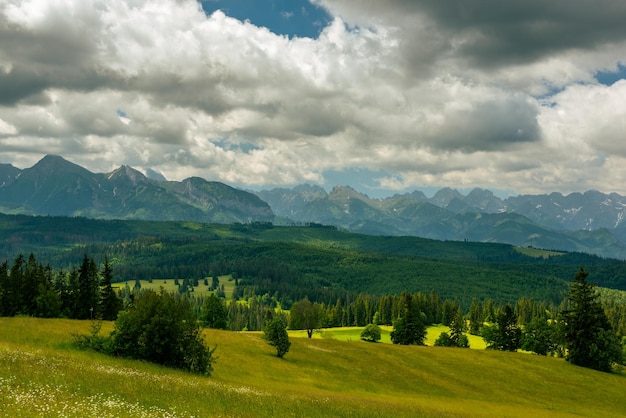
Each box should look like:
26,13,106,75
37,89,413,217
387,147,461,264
200,293,228,329
99,256,122,321
22,253,45,315
0,260,12,316
449,307,465,345
34,265,62,318
482,304,521,351
391,293,426,345
561,267,622,372
5,254,25,316
76,255,100,319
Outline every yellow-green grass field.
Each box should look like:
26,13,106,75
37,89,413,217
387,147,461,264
119,275,236,299
1,317,625,417
291,324,487,349
514,246,564,258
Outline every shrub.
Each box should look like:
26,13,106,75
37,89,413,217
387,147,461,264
360,324,382,342
264,317,290,358
434,332,452,347
109,290,216,375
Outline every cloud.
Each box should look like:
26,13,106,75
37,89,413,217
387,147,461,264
0,0,626,196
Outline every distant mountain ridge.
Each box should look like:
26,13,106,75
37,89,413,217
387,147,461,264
257,184,626,259
0,155,273,223
2,156,626,258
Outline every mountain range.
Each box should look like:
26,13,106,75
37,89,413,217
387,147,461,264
0,155,273,224
2,155,626,259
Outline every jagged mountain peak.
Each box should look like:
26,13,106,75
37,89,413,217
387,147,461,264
431,187,464,207
0,155,273,223
31,154,90,175
463,188,504,213
293,183,327,195
107,165,151,186
329,185,370,201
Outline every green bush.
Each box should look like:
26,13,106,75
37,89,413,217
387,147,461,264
360,324,381,342
98,290,215,375
264,317,290,358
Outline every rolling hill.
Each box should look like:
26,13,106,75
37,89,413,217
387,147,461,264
1,317,625,417
2,213,626,307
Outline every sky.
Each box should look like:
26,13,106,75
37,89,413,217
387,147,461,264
1,0,626,198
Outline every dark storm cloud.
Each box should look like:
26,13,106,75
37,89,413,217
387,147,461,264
431,97,540,152
322,0,626,68
414,0,626,67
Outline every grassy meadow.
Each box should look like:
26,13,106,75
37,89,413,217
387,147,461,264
120,276,236,299
1,317,625,417
293,325,487,349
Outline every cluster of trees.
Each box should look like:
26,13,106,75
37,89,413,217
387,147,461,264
75,289,215,375
0,253,121,320
476,268,623,372
2,251,624,373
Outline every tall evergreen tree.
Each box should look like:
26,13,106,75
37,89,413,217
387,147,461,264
561,267,622,372
449,307,467,347
200,293,228,329
77,255,99,319
5,254,25,316
99,256,122,321
66,267,81,318
520,317,556,356
22,253,44,315
391,292,426,345
0,260,10,316
34,264,62,318
468,298,484,335
482,304,521,351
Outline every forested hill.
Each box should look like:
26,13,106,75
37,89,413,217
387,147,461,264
2,213,626,306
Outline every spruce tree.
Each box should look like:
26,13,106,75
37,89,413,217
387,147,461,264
562,267,622,372
482,304,521,351
468,299,483,335
0,260,11,316
76,255,100,319
449,307,466,346
5,254,25,316
200,293,228,329
99,256,121,321
391,293,426,345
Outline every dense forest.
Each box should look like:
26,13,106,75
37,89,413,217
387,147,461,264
2,251,626,339
2,214,626,340
3,214,626,309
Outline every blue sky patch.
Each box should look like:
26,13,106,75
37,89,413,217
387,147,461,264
595,64,626,85
200,0,332,39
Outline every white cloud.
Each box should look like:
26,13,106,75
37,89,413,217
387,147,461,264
1,0,626,196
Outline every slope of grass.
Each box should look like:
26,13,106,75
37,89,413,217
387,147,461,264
127,275,235,299
293,325,487,348
1,317,625,417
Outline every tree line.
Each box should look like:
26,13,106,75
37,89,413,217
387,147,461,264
2,253,625,372
0,253,120,320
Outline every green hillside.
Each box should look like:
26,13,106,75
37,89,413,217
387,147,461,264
0,215,626,307
1,317,625,417
2,214,626,307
